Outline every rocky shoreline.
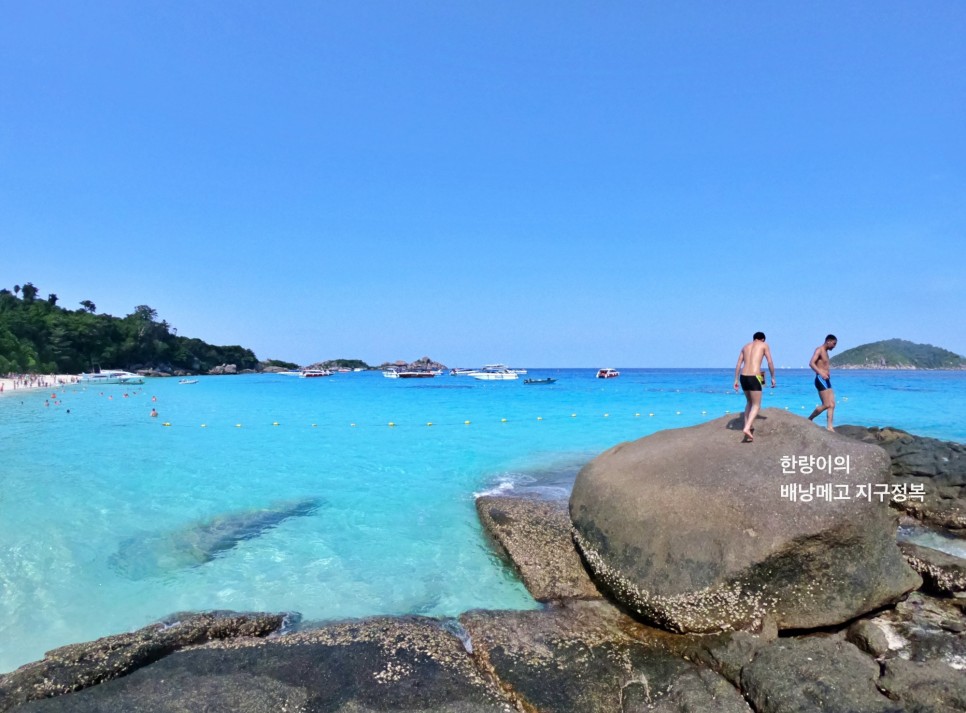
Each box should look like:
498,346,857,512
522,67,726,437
2,410,964,712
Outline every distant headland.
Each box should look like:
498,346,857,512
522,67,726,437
0,282,457,377
831,339,966,370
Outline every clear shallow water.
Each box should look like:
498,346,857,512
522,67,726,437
1,368,964,672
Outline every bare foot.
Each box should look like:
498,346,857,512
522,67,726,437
827,427,835,432
742,429,754,442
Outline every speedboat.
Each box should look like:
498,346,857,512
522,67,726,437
596,368,620,379
383,369,400,378
78,369,145,385
523,377,556,385
468,366,519,381
299,369,332,378
397,371,437,378
178,379,199,385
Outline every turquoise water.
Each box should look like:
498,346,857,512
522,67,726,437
1,368,964,672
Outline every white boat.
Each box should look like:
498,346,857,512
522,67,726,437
299,369,332,378
383,369,400,378
468,365,519,381
79,369,145,385
596,368,620,379
178,379,199,385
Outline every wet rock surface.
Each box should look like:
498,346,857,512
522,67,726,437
0,611,285,712
838,425,966,532
570,409,920,633
740,637,903,713
460,601,753,712
4,617,511,713
863,592,966,670
877,658,966,713
475,495,602,601
900,541,966,595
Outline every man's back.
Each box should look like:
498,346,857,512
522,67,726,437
741,340,768,375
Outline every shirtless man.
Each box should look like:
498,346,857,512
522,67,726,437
808,334,838,431
733,332,776,442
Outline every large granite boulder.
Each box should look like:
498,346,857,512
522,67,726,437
570,408,921,633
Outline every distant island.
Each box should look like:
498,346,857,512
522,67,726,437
831,339,966,370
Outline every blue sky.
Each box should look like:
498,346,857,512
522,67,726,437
2,2,964,367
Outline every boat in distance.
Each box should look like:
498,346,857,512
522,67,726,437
523,377,556,385
384,369,437,378
468,366,519,381
596,368,620,379
299,369,332,378
78,369,145,385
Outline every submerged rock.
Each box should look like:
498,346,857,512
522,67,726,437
109,497,323,579
570,408,920,633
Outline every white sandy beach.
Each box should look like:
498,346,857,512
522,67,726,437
0,374,78,396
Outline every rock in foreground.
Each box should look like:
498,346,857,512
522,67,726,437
570,408,921,633
3,617,510,713
475,496,601,601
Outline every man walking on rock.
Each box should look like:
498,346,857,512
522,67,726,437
808,334,838,431
734,332,776,442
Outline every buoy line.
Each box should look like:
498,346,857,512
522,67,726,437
143,405,837,431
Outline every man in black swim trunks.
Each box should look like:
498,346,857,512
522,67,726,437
808,334,838,431
734,332,776,442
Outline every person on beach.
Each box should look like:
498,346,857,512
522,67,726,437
733,332,776,442
808,334,838,431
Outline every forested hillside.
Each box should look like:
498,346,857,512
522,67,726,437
0,282,258,374
831,338,966,369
